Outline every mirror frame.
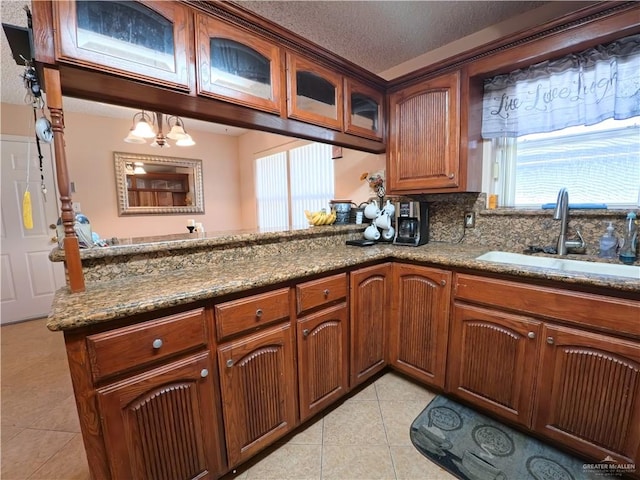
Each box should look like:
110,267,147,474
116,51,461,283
114,152,205,216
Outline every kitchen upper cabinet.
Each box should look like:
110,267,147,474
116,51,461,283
389,264,451,389
534,324,640,466
53,0,193,91
387,70,481,193
96,352,223,480
196,14,284,114
286,52,343,130
448,302,542,427
344,78,384,140
217,323,297,468
350,263,391,387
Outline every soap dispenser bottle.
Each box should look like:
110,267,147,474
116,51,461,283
598,222,618,259
619,212,638,265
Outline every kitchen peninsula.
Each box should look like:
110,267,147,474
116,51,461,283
48,226,640,480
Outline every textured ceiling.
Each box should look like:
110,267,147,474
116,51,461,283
237,1,547,74
2,0,569,134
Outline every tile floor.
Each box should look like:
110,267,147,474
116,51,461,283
1,318,455,480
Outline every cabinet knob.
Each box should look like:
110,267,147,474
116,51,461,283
255,308,263,318
440,280,447,286
527,331,536,339
303,329,310,337
200,369,209,378
152,338,163,349
323,289,330,297
226,359,234,368
546,336,554,345
448,173,455,179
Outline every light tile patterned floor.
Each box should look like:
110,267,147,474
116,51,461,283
1,318,455,480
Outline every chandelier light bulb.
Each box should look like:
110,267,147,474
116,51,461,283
123,128,145,144
176,134,195,147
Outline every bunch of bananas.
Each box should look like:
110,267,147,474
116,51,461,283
305,208,337,226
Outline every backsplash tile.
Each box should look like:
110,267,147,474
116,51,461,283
424,192,636,257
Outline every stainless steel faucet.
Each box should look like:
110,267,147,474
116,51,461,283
553,187,586,255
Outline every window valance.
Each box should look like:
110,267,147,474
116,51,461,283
481,34,640,138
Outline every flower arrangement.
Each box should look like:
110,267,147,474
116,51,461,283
361,170,385,198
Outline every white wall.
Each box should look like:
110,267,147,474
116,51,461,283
1,102,243,239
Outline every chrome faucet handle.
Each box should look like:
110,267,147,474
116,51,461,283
566,229,587,254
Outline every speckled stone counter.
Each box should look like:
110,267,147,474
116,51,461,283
47,235,639,332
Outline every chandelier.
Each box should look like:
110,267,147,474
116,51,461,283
123,111,195,147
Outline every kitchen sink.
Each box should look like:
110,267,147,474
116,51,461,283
476,251,640,279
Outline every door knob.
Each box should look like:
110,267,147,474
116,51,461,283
546,337,554,345
527,331,536,339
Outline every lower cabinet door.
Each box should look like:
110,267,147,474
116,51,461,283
447,303,541,427
534,324,640,465
350,263,391,387
96,352,223,480
217,323,297,467
389,264,451,388
297,303,349,422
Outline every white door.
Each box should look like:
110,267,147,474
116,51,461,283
1,135,65,324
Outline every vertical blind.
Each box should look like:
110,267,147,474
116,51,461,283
256,143,334,230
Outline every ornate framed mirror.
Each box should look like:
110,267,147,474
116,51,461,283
114,152,204,215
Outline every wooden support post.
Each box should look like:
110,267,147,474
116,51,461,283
43,67,85,292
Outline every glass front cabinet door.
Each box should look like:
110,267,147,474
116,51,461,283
196,15,284,114
53,0,192,90
286,53,343,130
344,79,384,140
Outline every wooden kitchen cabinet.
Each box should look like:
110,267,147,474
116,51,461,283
534,324,640,466
217,322,297,467
96,351,224,480
389,264,451,389
286,52,343,130
452,272,640,466
344,78,384,140
447,302,542,427
350,263,391,387
53,0,193,91
196,14,284,114
387,69,482,193
297,303,349,421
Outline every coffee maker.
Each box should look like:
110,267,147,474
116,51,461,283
393,201,429,246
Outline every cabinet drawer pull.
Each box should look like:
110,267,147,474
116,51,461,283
152,338,163,349
200,368,209,378
255,308,263,318
440,280,447,286
323,289,330,297
226,359,234,368
448,173,455,179
527,331,536,339
303,329,310,337
546,336,554,345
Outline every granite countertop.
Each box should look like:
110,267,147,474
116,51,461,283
47,242,639,332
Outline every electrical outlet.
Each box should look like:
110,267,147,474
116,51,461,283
73,202,81,213
464,212,476,228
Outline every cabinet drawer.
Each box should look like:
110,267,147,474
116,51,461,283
87,308,208,382
454,274,640,337
215,288,291,340
296,273,347,315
